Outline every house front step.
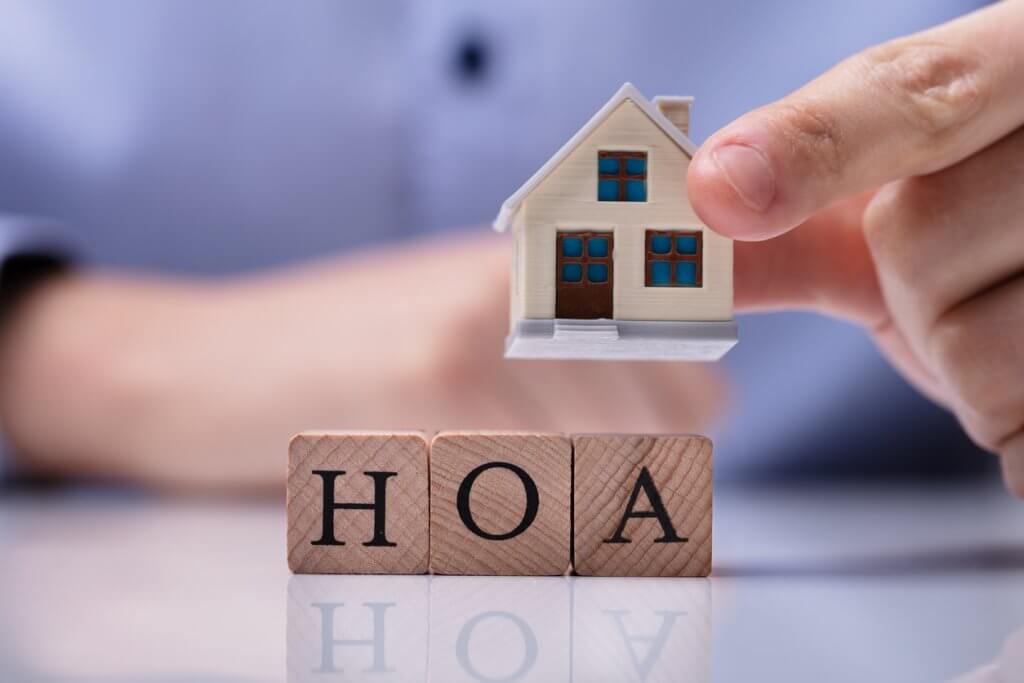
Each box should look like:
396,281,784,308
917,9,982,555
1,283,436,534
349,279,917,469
553,321,620,342
506,318,738,362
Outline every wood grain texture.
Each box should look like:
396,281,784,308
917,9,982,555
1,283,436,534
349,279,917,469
573,434,712,577
519,98,732,322
429,432,571,576
287,431,429,575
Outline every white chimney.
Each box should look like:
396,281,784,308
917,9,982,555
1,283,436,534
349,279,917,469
653,95,693,137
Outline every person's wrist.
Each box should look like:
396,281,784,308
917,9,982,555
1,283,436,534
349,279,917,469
0,274,167,478
1,274,92,473
0,218,75,478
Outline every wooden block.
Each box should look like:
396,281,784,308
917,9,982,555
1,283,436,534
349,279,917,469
573,434,712,577
429,432,571,575
287,431,429,574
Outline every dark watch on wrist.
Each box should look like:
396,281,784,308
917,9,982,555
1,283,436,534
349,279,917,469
0,217,73,327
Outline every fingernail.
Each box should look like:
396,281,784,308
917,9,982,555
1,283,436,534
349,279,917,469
711,144,776,212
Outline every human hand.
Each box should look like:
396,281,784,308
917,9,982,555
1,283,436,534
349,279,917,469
0,233,724,492
687,0,1024,496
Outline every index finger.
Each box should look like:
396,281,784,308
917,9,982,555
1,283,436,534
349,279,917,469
687,0,1024,241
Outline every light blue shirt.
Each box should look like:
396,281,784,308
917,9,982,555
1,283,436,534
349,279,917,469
0,0,990,480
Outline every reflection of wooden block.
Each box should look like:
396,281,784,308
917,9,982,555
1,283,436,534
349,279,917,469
287,431,429,574
286,575,429,682
573,577,711,682
429,576,571,681
573,434,712,577
429,432,571,576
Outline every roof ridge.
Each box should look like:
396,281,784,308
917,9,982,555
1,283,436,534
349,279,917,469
493,83,697,232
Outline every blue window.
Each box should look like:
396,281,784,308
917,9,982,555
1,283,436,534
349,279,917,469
625,180,646,202
676,235,698,254
587,263,608,283
625,157,646,176
676,261,697,285
650,235,672,254
598,179,620,202
588,237,609,258
645,230,702,287
598,151,647,202
559,232,612,288
650,261,671,285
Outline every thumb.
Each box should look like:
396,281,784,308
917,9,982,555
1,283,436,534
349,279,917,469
687,0,1024,241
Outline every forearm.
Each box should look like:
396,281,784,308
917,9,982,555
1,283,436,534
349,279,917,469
0,274,153,481
0,262,397,490
0,273,192,481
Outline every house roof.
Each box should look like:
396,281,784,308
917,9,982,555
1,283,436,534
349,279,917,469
492,82,698,232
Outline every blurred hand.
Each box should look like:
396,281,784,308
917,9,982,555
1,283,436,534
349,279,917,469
0,233,724,492
688,0,1024,497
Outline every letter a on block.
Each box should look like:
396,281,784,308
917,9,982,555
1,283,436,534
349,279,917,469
573,435,712,577
287,431,429,574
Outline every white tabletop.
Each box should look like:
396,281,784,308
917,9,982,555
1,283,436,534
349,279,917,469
2,481,1023,682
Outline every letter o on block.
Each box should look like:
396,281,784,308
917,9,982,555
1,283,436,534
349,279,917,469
457,462,540,541
430,432,571,575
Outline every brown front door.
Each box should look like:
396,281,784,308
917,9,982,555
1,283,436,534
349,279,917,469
556,231,614,319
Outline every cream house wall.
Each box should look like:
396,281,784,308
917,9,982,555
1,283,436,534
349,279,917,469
509,209,526,328
519,99,732,322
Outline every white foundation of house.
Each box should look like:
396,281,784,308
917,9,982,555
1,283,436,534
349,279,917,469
504,319,738,361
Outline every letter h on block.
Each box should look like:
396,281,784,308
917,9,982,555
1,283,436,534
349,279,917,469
288,432,430,574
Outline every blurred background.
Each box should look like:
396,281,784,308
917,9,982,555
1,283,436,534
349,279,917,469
0,0,995,487
3,3,1023,682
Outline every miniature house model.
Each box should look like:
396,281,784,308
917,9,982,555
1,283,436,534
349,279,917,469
493,82,737,361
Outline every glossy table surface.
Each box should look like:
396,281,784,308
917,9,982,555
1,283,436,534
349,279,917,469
2,481,1023,682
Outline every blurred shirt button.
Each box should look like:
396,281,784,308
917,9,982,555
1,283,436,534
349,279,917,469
452,34,489,84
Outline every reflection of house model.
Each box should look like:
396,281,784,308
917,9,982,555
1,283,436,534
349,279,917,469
493,83,737,361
